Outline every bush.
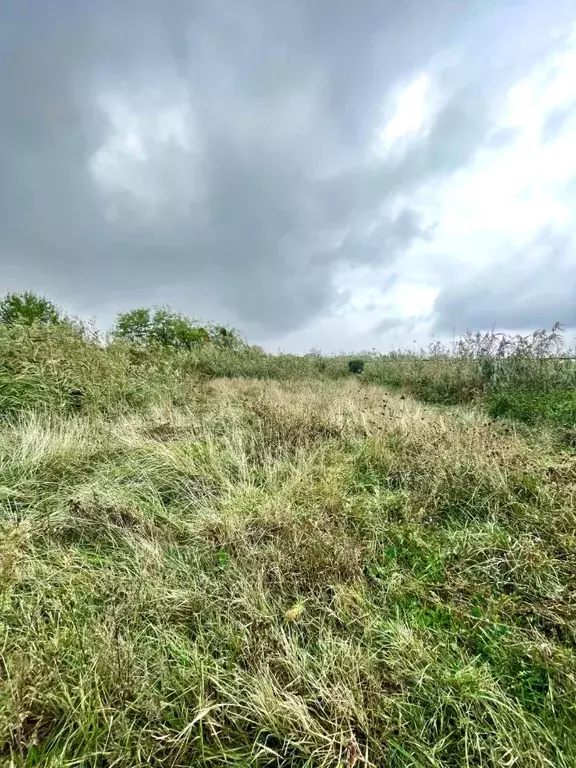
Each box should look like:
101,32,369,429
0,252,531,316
348,359,365,375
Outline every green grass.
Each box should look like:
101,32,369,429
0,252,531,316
1,370,576,766
487,389,576,427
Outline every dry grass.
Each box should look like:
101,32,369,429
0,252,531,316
1,378,575,766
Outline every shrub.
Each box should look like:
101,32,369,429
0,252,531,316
348,359,365,375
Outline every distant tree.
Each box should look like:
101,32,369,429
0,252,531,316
149,307,210,349
0,291,62,326
113,306,211,350
210,325,245,350
113,307,152,344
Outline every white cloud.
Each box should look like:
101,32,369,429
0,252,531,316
90,89,203,219
384,281,439,318
377,72,436,155
281,24,576,351
380,73,431,144
426,29,576,257
505,29,576,135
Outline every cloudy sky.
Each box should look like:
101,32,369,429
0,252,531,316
1,0,576,352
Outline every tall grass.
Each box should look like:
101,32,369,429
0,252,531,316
0,322,358,419
2,378,576,766
1,320,576,763
362,326,576,430
0,380,576,768
1,320,575,429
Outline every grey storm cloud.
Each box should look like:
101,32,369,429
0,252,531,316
432,230,576,333
1,0,575,335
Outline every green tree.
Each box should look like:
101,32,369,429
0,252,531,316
113,308,152,344
0,291,62,326
113,306,211,350
210,325,244,350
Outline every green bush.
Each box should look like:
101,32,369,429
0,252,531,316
348,359,365,375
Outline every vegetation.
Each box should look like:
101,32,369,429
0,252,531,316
113,306,243,351
0,291,64,327
1,292,576,765
361,324,576,425
486,389,576,428
348,359,365,375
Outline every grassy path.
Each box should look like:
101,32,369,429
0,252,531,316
1,379,575,766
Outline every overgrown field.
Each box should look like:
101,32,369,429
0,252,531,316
2,344,576,764
1,315,576,765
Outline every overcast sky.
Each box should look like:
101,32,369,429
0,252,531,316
1,0,576,352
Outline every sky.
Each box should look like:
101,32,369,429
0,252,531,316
1,0,576,352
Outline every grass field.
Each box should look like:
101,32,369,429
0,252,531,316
2,362,576,765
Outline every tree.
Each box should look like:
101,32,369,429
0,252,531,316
113,308,152,344
113,306,211,350
0,291,62,326
210,325,244,349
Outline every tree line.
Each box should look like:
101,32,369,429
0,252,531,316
0,291,243,350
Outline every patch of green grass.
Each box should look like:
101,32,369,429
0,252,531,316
487,389,576,427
